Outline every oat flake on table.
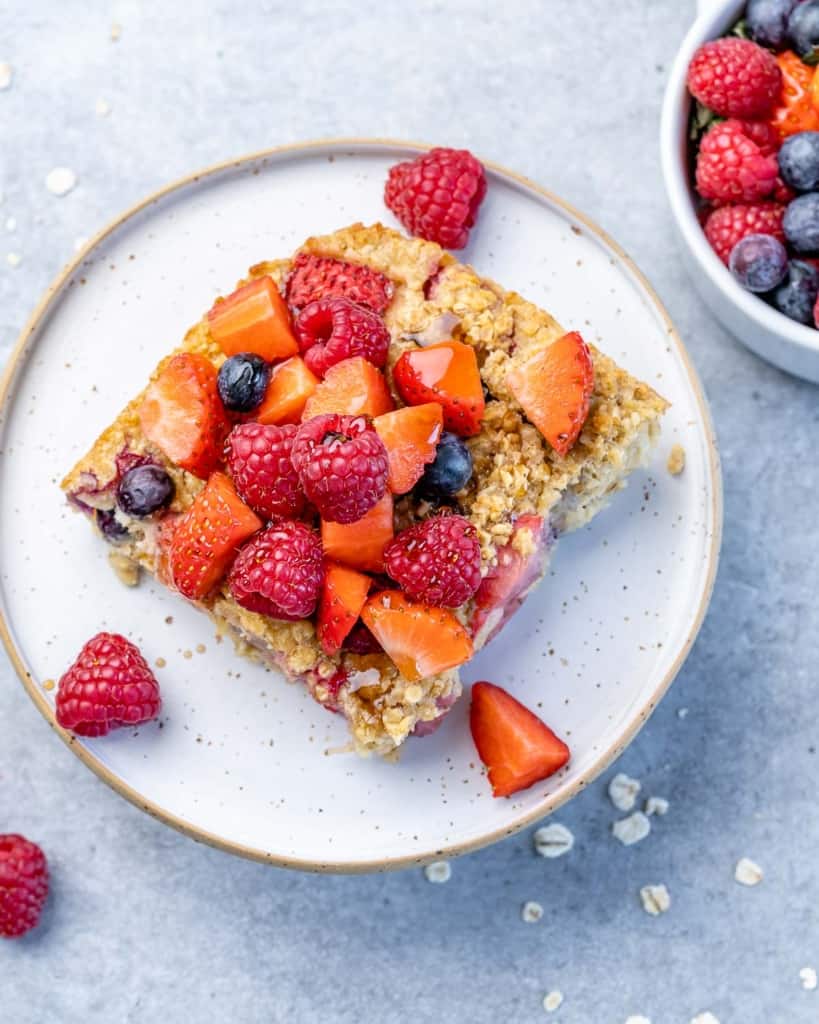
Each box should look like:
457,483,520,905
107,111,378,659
645,796,669,817
0,62,12,90
612,811,651,846
522,900,544,923
799,967,817,991
542,991,563,1013
423,860,451,884
690,1013,720,1024
533,822,574,858
609,772,641,811
640,883,670,916
734,857,763,886
45,167,77,197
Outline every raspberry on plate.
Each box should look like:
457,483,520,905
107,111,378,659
285,252,394,313
687,37,782,119
0,834,49,939
703,202,786,264
228,521,324,621
225,422,304,521
384,514,481,607
292,413,388,524
385,147,487,250
55,632,162,737
295,297,390,377
695,120,780,204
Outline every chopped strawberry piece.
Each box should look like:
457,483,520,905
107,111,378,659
770,51,819,139
302,356,394,420
361,590,474,682
285,252,394,313
506,332,594,456
393,341,484,437
469,515,551,647
256,355,318,425
321,493,394,572
139,352,229,479
168,472,262,600
469,681,570,798
373,403,444,494
317,562,372,656
207,276,298,362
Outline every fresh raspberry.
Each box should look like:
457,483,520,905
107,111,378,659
285,252,394,314
291,414,388,524
695,120,779,203
228,521,323,621
687,38,782,119
225,422,304,521
738,119,781,157
383,514,482,607
0,834,49,939
704,202,786,264
385,147,487,250
55,633,162,737
294,297,390,378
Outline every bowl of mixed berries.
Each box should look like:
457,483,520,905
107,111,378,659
662,0,819,382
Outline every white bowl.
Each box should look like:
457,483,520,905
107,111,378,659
661,0,819,383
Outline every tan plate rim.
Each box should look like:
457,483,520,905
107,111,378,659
0,138,723,873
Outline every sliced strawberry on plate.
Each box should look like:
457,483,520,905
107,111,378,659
506,331,594,456
207,276,298,363
139,352,229,479
285,252,394,314
469,681,570,798
317,562,372,656
302,356,394,420
256,355,318,425
393,340,485,437
168,471,262,600
321,493,394,573
360,590,474,682
373,403,444,495
469,515,551,647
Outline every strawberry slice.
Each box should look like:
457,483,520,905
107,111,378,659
361,590,474,682
317,562,372,656
470,681,570,798
506,332,594,456
373,403,444,494
207,276,298,363
256,355,318,425
321,493,394,572
139,352,229,479
469,515,551,647
393,340,484,436
168,472,262,600
302,356,394,420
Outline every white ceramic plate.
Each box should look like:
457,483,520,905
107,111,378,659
0,141,721,871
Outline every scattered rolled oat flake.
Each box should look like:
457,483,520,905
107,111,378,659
625,1017,651,1024
95,97,111,116
533,822,574,858
799,967,817,991
645,796,669,817
667,443,686,475
521,900,544,923
542,990,563,1013
424,860,451,884
690,1014,720,1024
6,251,20,266
45,167,77,197
734,857,763,886
0,62,12,90
677,707,689,719
640,883,671,916
5,216,15,231
612,811,651,846
608,772,641,812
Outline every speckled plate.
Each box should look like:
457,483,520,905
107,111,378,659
0,140,721,872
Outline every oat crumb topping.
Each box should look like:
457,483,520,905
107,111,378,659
108,551,140,587
609,772,641,811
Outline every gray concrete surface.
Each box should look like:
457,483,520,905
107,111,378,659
1,2,817,1021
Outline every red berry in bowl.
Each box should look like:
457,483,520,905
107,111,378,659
0,834,49,938
295,297,390,378
385,147,487,250
704,203,786,265
695,120,779,204
687,37,782,119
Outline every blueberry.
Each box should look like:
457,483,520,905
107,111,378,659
217,353,270,412
770,259,819,323
729,234,789,292
117,464,175,517
784,193,819,252
778,132,819,191
96,508,129,543
747,0,798,49
416,432,473,499
788,0,819,61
